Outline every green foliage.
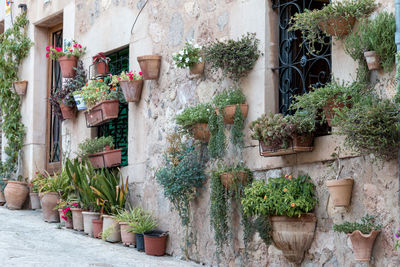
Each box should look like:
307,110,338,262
36,171,74,200
115,207,143,224
286,110,316,136
0,13,33,177
212,88,246,108
253,216,272,245
173,41,203,69
78,136,114,157
127,208,158,234
208,109,226,158
231,104,244,147
79,79,118,109
176,103,212,129
333,214,382,234
204,33,263,81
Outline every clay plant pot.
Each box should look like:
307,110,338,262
323,95,351,127
120,222,136,246
73,94,87,111
0,191,6,206
348,230,380,262
137,55,161,80
13,81,28,96
144,231,168,256
136,233,145,251
4,181,29,210
192,123,211,142
29,192,41,210
58,56,78,78
41,192,60,222
92,219,103,239
96,61,109,76
71,208,84,231
271,213,317,264
88,148,122,169
318,16,356,37
220,171,249,189
82,211,100,236
190,62,205,75
120,80,144,102
216,104,249,124
292,134,314,151
326,178,354,207
102,215,121,243
58,209,73,229
364,51,380,71
60,103,77,120
85,100,119,127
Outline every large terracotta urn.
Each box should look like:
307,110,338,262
4,181,29,210
41,192,60,222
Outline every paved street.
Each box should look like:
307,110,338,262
0,207,199,267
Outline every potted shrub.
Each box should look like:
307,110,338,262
242,175,317,264
115,208,142,246
47,41,86,78
78,136,122,169
29,173,43,210
172,41,205,75
286,110,315,151
217,164,252,190
110,70,144,102
69,202,84,231
137,55,161,80
13,80,28,96
92,52,110,76
55,201,74,229
37,172,65,223
333,215,381,261
127,208,158,252
3,177,29,210
176,103,213,142
213,88,248,124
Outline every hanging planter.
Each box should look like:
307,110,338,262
144,231,169,256
215,104,249,124
348,230,380,261
29,192,41,210
259,140,296,157
364,51,381,71
47,41,85,78
137,55,161,80
73,93,87,111
60,103,77,119
119,80,144,102
4,181,29,210
220,171,249,189
318,16,356,37
323,95,350,127
41,192,60,222
326,178,354,207
292,133,314,152
93,53,110,76
190,62,205,75
88,146,122,169
192,123,211,142
85,100,119,127
58,56,78,78
13,81,28,96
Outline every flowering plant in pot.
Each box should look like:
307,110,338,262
173,40,204,75
78,136,122,169
176,103,213,142
333,215,382,262
92,52,110,76
110,71,144,102
55,200,75,229
127,208,158,252
242,175,317,264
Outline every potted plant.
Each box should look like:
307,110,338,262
115,208,141,246
55,200,74,229
242,175,317,264
217,164,252,190
286,110,315,151
110,70,144,102
333,215,382,261
78,136,122,169
3,177,29,210
47,41,86,78
29,173,43,210
173,41,204,75
137,55,162,80
92,52,110,76
127,208,158,252
213,88,248,124
176,103,213,142
72,90,87,111
13,80,28,96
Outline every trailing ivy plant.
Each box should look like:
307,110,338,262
0,13,33,177
208,109,226,158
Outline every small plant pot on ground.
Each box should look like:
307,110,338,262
85,100,119,127
271,213,317,264
58,56,78,78
137,55,161,80
215,104,249,124
92,219,103,239
144,231,169,256
326,178,354,207
73,94,87,111
58,209,73,229
192,123,211,142
82,211,100,237
29,192,41,210
95,61,109,76
348,230,380,262
190,62,205,75
120,222,136,246
60,103,77,120
13,81,28,96
364,51,380,71
88,148,122,169
4,181,29,210
119,80,144,102
102,215,121,243
0,191,6,206
136,233,145,252
41,192,60,222
220,171,249,189
71,208,84,231
318,16,356,37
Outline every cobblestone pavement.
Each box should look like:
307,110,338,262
0,207,200,267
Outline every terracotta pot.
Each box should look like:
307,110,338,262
364,51,380,71
58,209,73,229
137,55,161,80
96,61,109,76
215,104,249,124
192,123,211,142
82,211,100,236
326,178,354,207
58,56,78,78
144,231,168,256
71,208,84,231
120,222,136,246
29,192,41,210
41,192,60,222
92,219,103,239
4,181,29,210
120,80,144,102
73,94,87,111
323,95,351,127
220,171,249,189
293,134,314,149
13,81,28,96
102,215,121,243
190,62,205,75
60,103,77,120
318,16,355,37
271,214,317,264
348,230,380,262
88,148,122,169
85,100,119,127
0,191,5,206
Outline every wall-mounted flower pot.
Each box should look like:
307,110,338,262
292,134,314,152
137,55,161,80
88,147,122,169
58,56,78,78
95,61,109,76
4,181,29,210
136,233,145,251
144,231,168,256
326,178,354,207
102,215,121,243
41,192,60,222
364,51,380,71
318,16,356,37
60,103,77,120
259,140,296,157
190,62,205,75
58,209,73,229
220,171,249,189
120,80,144,102
92,219,103,239
29,192,41,210
348,230,380,262
82,211,100,237
120,222,136,246
85,100,119,127
0,191,6,206
271,213,317,264
13,81,28,96
73,94,87,111
323,95,350,127
216,104,249,124
192,123,211,142
71,208,84,231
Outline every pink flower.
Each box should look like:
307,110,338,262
55,47,62,52
72,203,78,207
139,72,143,76
73,44,78,48
46,46,51,51
128,76,133,80
62,208,68,213
117,77,121,80
78,44,82,48
46,53,49,58
61,216,68,221
66,207,71,211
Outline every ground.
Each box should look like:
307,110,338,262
0,207,200,267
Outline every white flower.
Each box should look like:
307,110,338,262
179,50,184,56
199,57,203,62
179,56,183,60
185,57,189,63
194,44,200,49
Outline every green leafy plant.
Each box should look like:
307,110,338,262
115,207,143,224
78,136,114,158
208,109,226,158
77,79,119,109
212,88,246,108
333,214,382,234
37,171,74,200
231,105,244,147
176,103,212,129
204,33,263,81
173,41,203,69
286,110,316,137
128,208,158,234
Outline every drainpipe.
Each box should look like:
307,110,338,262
396,0,400,222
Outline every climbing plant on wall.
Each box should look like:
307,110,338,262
0,13,33,176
